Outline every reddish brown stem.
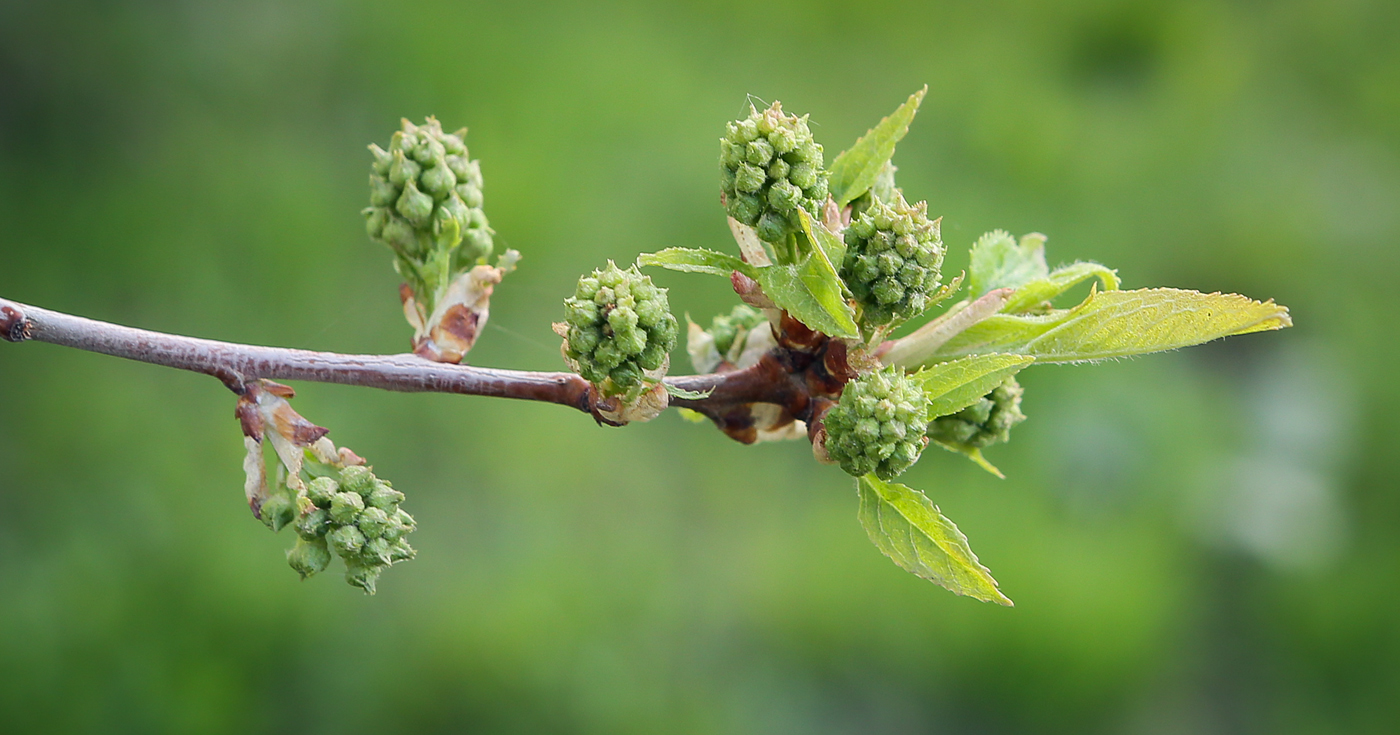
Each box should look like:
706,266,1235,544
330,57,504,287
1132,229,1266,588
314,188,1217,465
0,297,820,430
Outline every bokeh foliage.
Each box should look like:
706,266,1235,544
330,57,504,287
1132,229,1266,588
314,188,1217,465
1,0,1397,732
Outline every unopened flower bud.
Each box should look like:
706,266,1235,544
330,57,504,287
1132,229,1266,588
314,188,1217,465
327,525,367,558
560,261,678,397
287,536,332,579
260,493,296,533
720,102,828,244
329,491,365,525
840,193,944,329
823,367,931,480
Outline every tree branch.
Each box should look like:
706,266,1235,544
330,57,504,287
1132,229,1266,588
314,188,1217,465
0,297,791,425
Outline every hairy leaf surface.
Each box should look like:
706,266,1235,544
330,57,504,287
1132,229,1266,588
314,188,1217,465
1000,261,1120,314
912,354,1035,417
828,86,926,206
967,231,1049,297
756,259,859,338
639,248,757,278
928,288,1292,363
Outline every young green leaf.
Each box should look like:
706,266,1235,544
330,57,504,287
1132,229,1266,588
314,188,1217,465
857,475,1012,605
756,258,859,338
927,287,1292,363
797,208,847,268
999,261,1120,314
967,231,1049,297
638,248,758,278
930,442,1007,479
827,86,927,207
911,354,1035,417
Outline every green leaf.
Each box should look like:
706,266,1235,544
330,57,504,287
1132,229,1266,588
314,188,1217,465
967,231,1049,298
930,442,1006,479
756,258,859,338
927,287,1293,364
911,354,1035,417
638,248,757,278
1000,261,1120,314
797,208,847,267
857,475,1012,605
828,86,927,207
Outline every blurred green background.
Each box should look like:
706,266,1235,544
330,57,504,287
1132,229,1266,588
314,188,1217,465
1,0,1396,732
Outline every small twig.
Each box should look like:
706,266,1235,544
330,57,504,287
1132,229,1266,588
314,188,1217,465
0,297,793,424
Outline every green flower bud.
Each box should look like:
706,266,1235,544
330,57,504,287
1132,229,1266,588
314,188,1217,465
367,482,405,511
928,377,1026,450
307,476,339,508
560,261,677,397
720,102,828,244
259,493,296,533
823,367,931,480
344,561,381,595
329,491,365,524
296,508,331,540
356,506,391,538
840,193,944,329
362,536,392,565
388,539,417,563
287,536,332,579
338,466,376,496
367,117,495,295
327,525,367,558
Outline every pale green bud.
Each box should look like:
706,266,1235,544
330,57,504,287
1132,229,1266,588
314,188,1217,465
329,491,365,524
824,367,931,480
327,525,366,558
260,493,296,533
287,536,332,579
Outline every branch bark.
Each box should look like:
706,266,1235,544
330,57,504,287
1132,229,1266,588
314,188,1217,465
0,297,790,426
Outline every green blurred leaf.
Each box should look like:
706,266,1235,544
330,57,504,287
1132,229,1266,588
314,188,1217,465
1000,261,1120,314
930,442,1007,479
828,86,926,207
857,475,1012,605
912,354,1035,417
968,231,1049,297
638,247,757,278
756,257,859,338
928,288,1293,363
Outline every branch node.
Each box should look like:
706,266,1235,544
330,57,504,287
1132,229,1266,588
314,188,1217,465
1,305,33,343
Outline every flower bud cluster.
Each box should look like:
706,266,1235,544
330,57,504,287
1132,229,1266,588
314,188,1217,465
288,465,416,594
840,194,944,328
561,262,678,397
363,118,494,283
928,378,1026,450
823,367,930,480
720,102,829,244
